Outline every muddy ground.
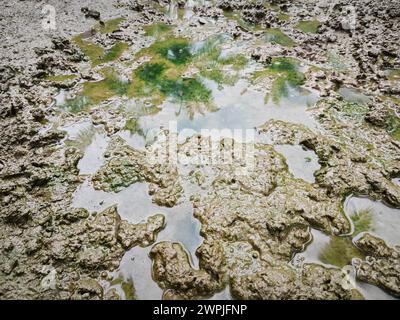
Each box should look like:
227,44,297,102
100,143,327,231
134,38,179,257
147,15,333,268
0,0,399,300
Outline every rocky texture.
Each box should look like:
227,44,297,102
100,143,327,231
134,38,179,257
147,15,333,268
150,242,223,299
230,263,363,300
354,234,400,297
259,97,400,208
1,0,399,300
92,137,183,207
146,135,361,299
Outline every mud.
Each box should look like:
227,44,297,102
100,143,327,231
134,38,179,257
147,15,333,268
0,0,399,300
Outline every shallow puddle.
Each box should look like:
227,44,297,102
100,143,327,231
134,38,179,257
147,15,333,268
292,229,397,300
120,75,319,149
338,87,372,105
72,178,203,299
344,196,400,247
61,121,110,175
52,17,400,300
274,145,320,183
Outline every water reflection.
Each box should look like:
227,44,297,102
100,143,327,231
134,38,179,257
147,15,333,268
274,144,320,183
344,196,400,247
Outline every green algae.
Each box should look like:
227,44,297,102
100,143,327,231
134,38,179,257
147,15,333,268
264,28,295,47
73,34,128,66
223,10,262,32
132,61,211,104
73,35,104,66
99,18,125,34
198,53,247,88
277,13,290,22
192,34,227,59
351,209,373,236
46,74,77,83
109,275,136,300
319,236,365,268
156,41,192,65
59,70,131,110
387,112,400,141
144,23,173,37
103,42,129,62
296,20,321,34
130,34,246,106
342,102,369,118
219,54,248,71
81,74,130,104
61,96,92,114
159,78,212,103
387,69,400,82
200,64,237,88
124,118,145,136
136,62,166,83
130,36,218,105
192,36,247,87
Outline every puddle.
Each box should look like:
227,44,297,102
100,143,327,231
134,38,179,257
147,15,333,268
338,87,372,105
117,130,148,150
77,132,110,175
292,229,332,267
60,120,92,139
60,121,110,175
55,90,66,105
356,280,396,300
344,196,400,247
124,76,319,147
51,20,377,301
274,145,320,183
72,178,203,299
292,229,397,300
209,287,232,300
115,246,162,300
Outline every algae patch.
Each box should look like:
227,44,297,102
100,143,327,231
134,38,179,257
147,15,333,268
264,29,295,47
387,69,400,82
99,18,125,34
81,71,130,104
58,70,130,112
109,275,136,300
144,23,173,38
319,236,365,268
45,74,78,83
130,37,222,106
296,20,321,34
351,209,373,236
73,34,128,66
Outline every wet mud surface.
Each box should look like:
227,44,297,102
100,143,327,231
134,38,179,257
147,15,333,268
0,0,400,300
